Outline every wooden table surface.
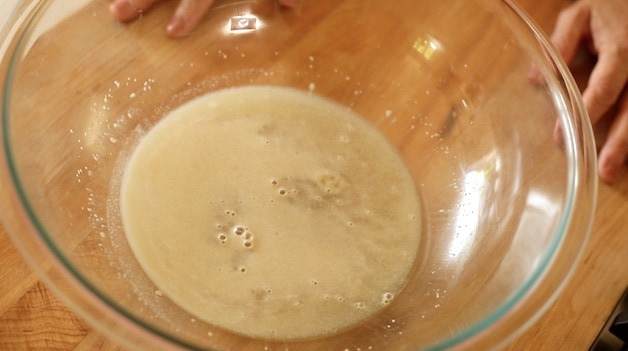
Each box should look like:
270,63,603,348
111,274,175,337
1,0,627,350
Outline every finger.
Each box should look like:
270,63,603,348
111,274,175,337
166,0,216,37
550,3,591,66
532,3,590,87
597,89,628,183
110,0,159,22
582,51,628,124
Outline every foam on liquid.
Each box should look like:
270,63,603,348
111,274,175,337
120,86,421,340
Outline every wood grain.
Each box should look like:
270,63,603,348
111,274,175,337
1,0,627,350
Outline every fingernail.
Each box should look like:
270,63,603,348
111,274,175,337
600,159,619,183
167,16,186,37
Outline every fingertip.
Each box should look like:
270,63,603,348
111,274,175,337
110,0,138,22
598,145,628,183
554,119,565,147
111,0,161,23
527,63,545,86
166,16,187,37
278,0,302,14
599,159,619,183
582,62,627,125
109,0,147,22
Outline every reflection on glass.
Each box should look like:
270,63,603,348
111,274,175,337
448,151,501,259
228,15,260,33
448,170,484,258
413,35,441,61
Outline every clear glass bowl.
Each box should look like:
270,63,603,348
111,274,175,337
0,0,597,350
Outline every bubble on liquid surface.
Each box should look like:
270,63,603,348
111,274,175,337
381,292,394,305
315,170,346,195
354,302,366,309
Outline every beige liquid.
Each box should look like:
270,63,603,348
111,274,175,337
120,86,421,340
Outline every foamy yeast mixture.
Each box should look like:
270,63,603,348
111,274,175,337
120,86,422,340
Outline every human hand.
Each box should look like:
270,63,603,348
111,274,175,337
550,0,628,183
109,0,301,38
